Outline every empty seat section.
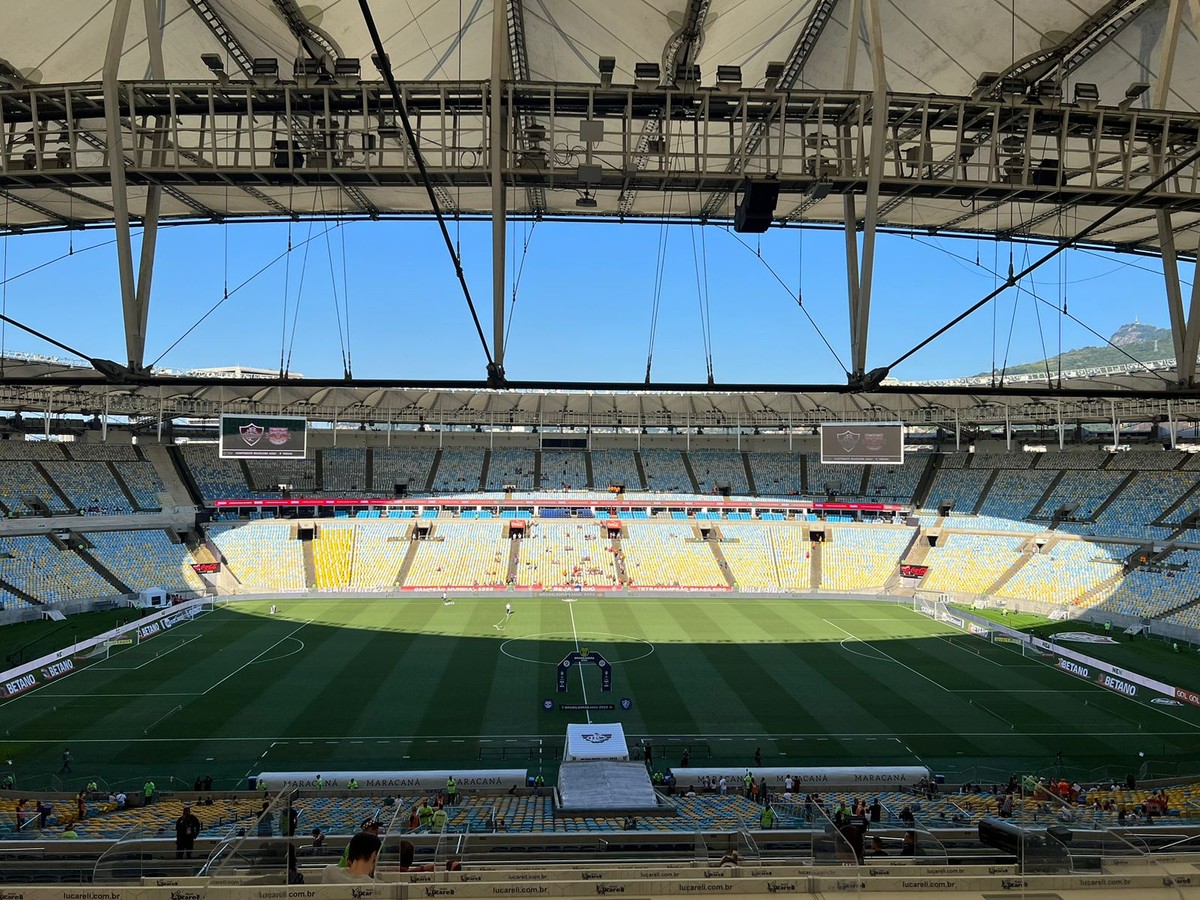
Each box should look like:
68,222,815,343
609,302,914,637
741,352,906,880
921,533,1024,594
211,523,306,591
371,448,436,494
514,522,617,587
689,449,749,494
0,535,116,603
0,461,70,513
747,452,801,496
180,444,261,500
433,449,485,493
719,523,810,591
404,521,507,587
41,462,133,514
821,525,913,591
313,523,355,589
590,450,641,490
998,539,1123,604
622,524,725,587
113,460,169,509
804,453,864,499
486,449,536,490
86,530,205,593
640,449,690,492
322,448,368,492
540,450,589,490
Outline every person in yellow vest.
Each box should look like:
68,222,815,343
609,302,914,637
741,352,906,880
446,775,457,806
417,800,434,830
431,806,448,833
348,777,359,790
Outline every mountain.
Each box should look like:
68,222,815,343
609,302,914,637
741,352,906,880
974,322,1175,377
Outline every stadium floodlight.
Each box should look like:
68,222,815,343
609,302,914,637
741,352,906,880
251,57,279,86
806,179,832,200
1120,81,1149,110
370,52,390,75
334,58,361,85
763,61,785,91
1072,82,1099,108
575,194,598,208
971,71,1000,100
201,53,224,72
634,62,660,90
598,56,616,89
294,58,324,87
716,65,741,91
1036,80,1063,105
999,76,1026,97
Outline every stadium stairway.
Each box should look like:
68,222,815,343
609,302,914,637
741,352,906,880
506,536,520,584
1155,479,1200,526
971,469,1002,514
633,452,649,490
0,574,42,606
314,449,325,488
704,528,736,588
583,451,595,489
1085,471,1138,521
300,528,316,588
32,460,77,512
72,536,131,594
984,538,1041,595
911,456,939,508
396,535,422,586
680,453,701,493
106,463,141,510
809,539,822,589
1072,566,1125,606
532,451,542,489
424,450,442,492
162,444,205,506
479,451,491,491
740,452,757,494
1029,470,1067,518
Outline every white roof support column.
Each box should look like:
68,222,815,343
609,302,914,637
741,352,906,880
133,0,166,372
490,0,508,379
841,0,864,382
1153,0,1200,385
853,0,888,381
103,0,140,370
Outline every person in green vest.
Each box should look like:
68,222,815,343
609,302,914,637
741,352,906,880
315,774,324,790
533,774,545,796
759,804,775,830
143,780,156,805
1174,642,1181,653
417,800,434,830
86,781,98,793
652,770,664,785
431,806,448,833
446,775,457,806
1104,621,1112,635
743,772,754,798
347,777,359,790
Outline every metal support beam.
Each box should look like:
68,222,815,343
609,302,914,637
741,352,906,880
103,0,142,371
852,0,888,379
491,0,508,373
130,0,166,371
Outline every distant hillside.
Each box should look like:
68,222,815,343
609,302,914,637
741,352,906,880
975,322,1174,377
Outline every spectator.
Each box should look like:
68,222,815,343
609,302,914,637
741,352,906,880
61,825,79,839
869,836,887,856
175,803,202,859
400,840,435,872
143,779,156,805
322,833,381,883
310,827,326,850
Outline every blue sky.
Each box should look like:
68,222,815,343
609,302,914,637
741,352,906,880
0,218,1191,384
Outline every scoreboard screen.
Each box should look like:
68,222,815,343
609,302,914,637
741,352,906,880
219,414,308,459
820,422,904,465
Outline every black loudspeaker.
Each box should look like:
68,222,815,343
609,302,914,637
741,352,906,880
734,176,780,233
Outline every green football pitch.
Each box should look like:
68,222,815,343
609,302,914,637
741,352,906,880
5,595,1200,792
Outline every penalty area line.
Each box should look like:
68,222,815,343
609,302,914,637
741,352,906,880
202,618,313,696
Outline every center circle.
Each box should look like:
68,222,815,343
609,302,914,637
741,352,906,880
499,631,655,666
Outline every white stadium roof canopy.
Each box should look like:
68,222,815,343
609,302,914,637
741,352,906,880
2,0,1200,402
